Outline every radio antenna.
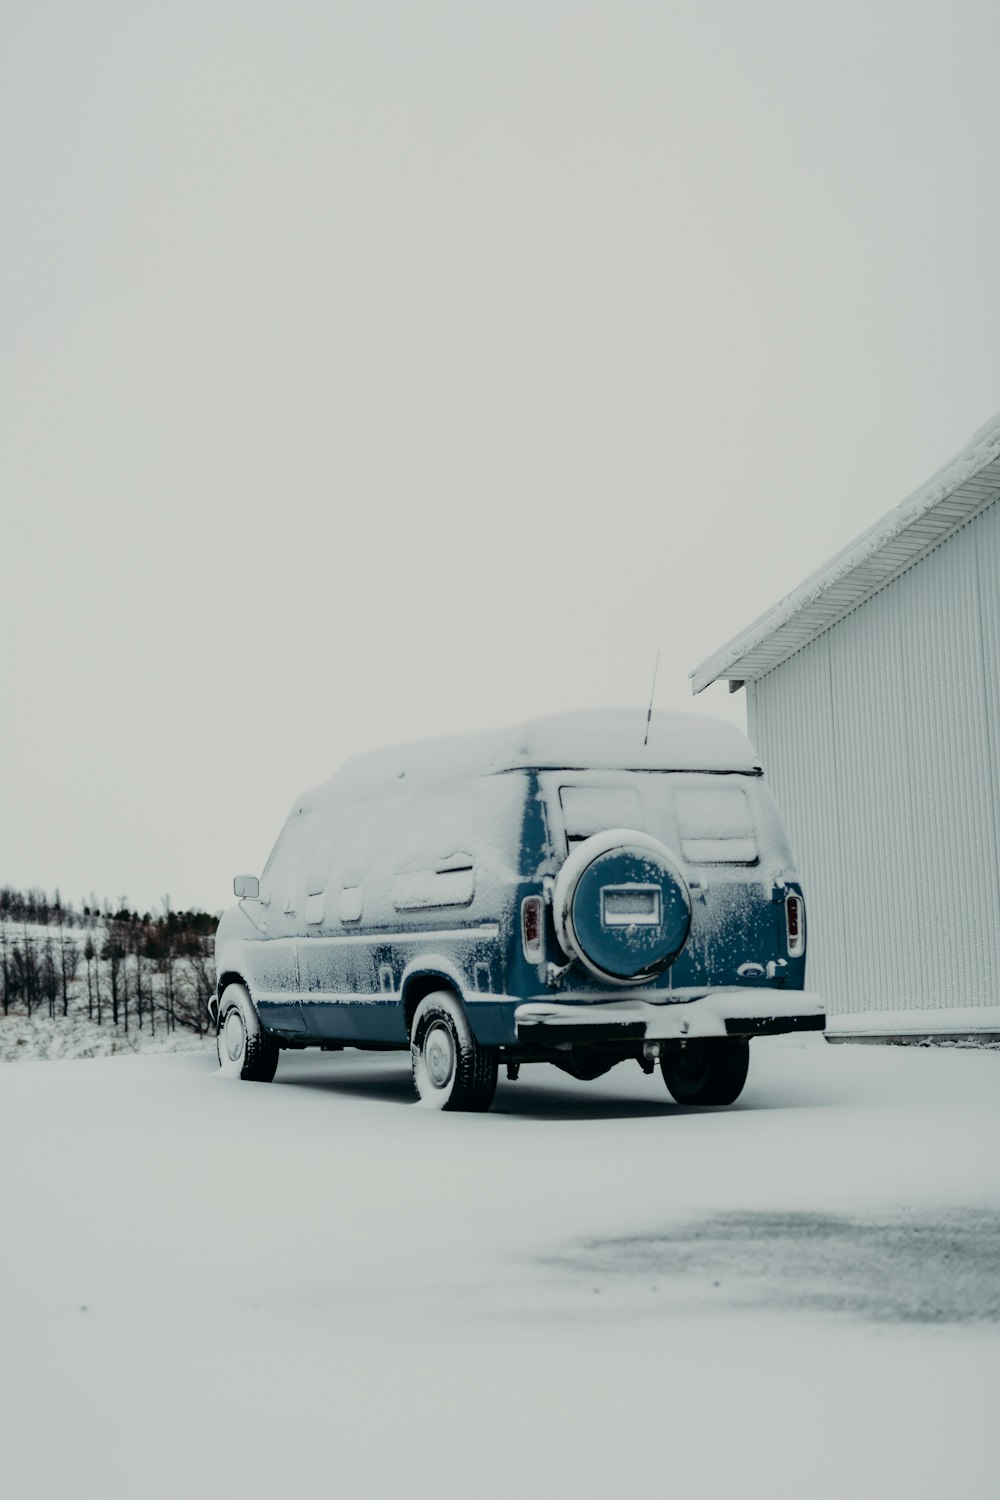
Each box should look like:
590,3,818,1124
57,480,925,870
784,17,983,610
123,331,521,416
643,649,661,747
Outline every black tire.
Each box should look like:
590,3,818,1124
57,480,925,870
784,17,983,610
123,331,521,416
217,983,279,1083
659,1038,749,1106
410,991,498,1112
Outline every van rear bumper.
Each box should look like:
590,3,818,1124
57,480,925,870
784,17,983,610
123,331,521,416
513,989,825,1047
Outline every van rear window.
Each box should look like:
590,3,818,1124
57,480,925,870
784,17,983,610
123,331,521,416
559,785,641,840
675,786,758,865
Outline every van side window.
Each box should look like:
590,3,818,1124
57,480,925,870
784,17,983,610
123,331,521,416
339,887,363,923
259,809,314,915
391,789,476,911
303,809,337,899
339,798,397,926
300,802,367,927
675,786,758,865
393,859,475,911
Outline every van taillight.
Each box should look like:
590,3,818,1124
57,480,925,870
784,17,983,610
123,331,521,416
785,893,804,958
521,895,544,965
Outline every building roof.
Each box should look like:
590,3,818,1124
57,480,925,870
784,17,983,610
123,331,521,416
690,413,1000,694
300,709,761,811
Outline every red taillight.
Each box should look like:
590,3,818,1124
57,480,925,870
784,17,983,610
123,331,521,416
521,895,544,965
786,893,804,957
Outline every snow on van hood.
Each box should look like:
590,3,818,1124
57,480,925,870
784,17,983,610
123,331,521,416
300,710,761,810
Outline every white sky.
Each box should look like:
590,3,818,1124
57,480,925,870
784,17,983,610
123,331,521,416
2,0,999,914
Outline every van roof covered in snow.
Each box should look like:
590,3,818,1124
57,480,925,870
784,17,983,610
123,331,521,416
298,709,762,811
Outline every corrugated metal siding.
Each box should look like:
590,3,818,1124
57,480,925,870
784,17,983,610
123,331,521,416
748,500,1000,1016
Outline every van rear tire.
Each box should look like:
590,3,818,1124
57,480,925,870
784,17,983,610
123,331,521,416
410,992,498,1112
659,1038,748,1106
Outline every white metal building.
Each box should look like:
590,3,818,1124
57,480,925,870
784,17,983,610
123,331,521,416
691,417,1000,1038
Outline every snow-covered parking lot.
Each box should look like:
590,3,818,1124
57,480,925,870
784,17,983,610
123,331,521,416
1,1036,997,1499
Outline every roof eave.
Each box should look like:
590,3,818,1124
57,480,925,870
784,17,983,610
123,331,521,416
689,420,1000,694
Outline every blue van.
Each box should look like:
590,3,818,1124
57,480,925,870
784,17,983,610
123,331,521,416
213,710,823,1111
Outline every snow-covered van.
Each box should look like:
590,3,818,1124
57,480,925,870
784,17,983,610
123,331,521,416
213,710,824,1111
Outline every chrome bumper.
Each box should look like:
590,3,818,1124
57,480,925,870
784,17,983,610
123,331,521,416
514,988,825,1045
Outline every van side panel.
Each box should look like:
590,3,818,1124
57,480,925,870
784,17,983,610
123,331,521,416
289,772,527,1045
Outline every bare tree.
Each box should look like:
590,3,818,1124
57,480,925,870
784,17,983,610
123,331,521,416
159,896,176,1033
104,923,126,1028
0,920,9,1017
132,924,144,1032
83,934,96,1021
41,934,58,1019
18,922,38,1016
58,930,79,1017
177,943,215,1036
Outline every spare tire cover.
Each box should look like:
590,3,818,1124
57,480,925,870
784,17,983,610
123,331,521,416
553,828,691,985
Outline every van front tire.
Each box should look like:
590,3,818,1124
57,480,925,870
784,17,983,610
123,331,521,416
410,992,498,1112
659,1038,748,1106
217,983,279,1083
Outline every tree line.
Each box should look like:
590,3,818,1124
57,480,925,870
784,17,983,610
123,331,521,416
0,887,218,1038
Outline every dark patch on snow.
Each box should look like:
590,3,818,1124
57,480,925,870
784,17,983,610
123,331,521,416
551,1208,1000,1324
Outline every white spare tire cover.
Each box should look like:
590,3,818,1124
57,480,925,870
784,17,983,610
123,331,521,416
553,828,692,985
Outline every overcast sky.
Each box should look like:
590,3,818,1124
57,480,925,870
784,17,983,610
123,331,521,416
2,0,998,914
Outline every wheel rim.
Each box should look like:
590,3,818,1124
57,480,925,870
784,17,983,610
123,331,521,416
671,1041,710,1086
423,1019,456,1090
224,1009,246,1063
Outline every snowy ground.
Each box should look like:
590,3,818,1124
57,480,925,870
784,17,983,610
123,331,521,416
1,1036,997,1500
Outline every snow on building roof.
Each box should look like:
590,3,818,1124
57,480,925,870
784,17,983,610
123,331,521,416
690,412,1000,694
301,708,761,810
